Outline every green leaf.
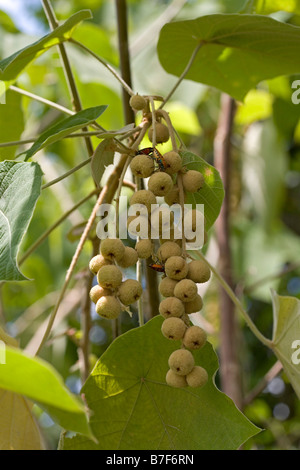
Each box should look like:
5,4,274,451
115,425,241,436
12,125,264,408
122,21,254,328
91,138,115,186
0,346,92,439
235,89,273,125
0,10,93,84
0,90,25,160
23,106,107,161
180,150,224,231
271,291,300,399
157,14,300,101
60,316,260,450
0,161,43,281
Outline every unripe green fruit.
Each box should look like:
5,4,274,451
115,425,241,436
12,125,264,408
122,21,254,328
183,325,207,350
97,265,123,290
135,239,153,259
100,238,125,263
117,246,138,268
159,277,178,297
174,279,198,303
184,294,203,314
187,259,211,284
148,172,173,197
182,170,204,193
186,366,208,388
89,254,112,274
89,285,112,304
161,317,187,340
118,279,143,305
129,189,157,213
164,184,180,206
95,295,121,319
130,154,154,178
166,369,188,388
168,349,195,376
148,122,169,144
159,297,185,319
129,94,147,111
162,151,182,175
165,256,189,280
157,241,182,264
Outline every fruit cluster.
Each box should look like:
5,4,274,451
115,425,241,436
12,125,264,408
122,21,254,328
89,238,143,319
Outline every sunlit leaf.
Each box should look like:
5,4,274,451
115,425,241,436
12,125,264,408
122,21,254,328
157,14,300,101
0,346,93,438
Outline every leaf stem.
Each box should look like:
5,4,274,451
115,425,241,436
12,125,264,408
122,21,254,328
159,42,203,109
41,157,92,190
70,38,135,100
10,85,74,116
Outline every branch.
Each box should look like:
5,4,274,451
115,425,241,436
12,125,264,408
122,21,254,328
213,93,243,409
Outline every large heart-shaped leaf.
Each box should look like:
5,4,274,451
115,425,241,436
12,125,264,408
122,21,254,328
0,346,92,439
23,106,107,161
0,10,92,84
61,316,259,450
180,150,224,231
0,161,43,281
271,291,300,399
157,14,300,101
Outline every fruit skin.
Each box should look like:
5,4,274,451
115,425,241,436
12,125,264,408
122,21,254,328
118,279,143,305
162,151,182,175
95,295,121,319
186,366,208,388
89,254,112,274
182,170,204,193
89,285,112,304
165,256,189,280
129,94,147,111
148,172,173,197
164,184,180,206
159,297,185,319
183,325,207,350
148,122,169,144
130,154,154,178
129,189,157,213
187,259,211,284
159,277,178,297
166,369,187,388
135,239,153,259
157,241,182,264
174,279,198,303
161,317,187,340
184,294,203,314
117,246,138,268
168,349,195,376
100,238,125,263
97,265,123,290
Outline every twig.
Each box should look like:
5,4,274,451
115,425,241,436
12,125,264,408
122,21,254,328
41,157,92,189
243,360,283,407
19,188,100,266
